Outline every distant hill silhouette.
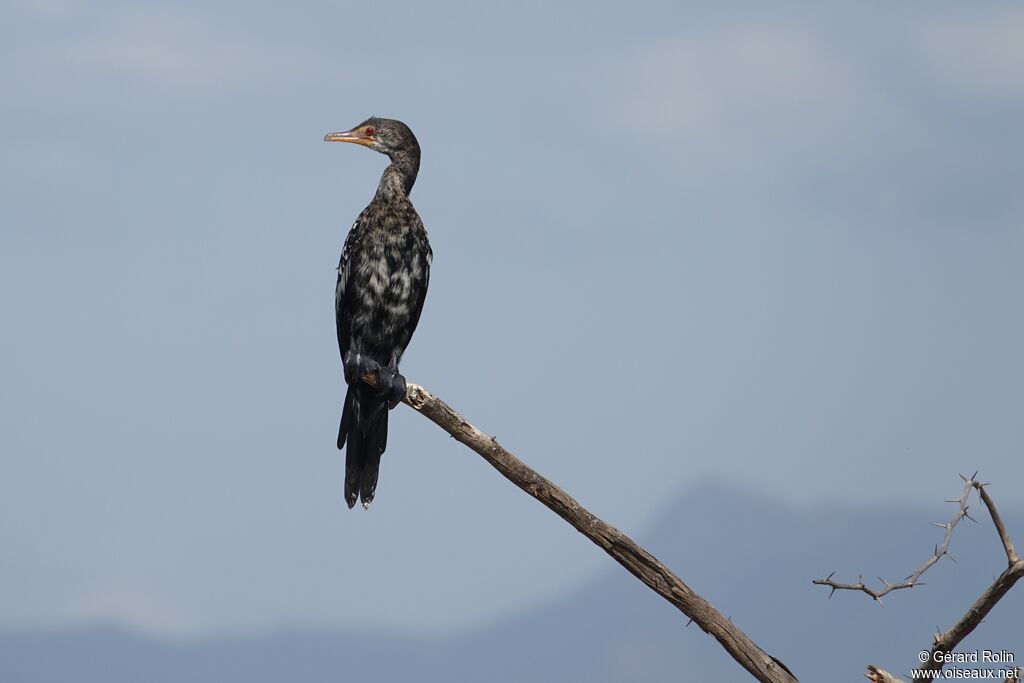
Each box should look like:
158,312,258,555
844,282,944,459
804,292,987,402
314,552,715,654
4,482,1020,682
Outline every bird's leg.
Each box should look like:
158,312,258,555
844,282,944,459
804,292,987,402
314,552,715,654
343,349,381,386
343,351,404,407
376,365,407,409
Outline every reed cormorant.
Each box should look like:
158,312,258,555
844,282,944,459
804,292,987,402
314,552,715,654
324,117,431,509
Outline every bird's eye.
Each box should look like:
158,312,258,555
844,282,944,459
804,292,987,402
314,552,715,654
365,127,375,136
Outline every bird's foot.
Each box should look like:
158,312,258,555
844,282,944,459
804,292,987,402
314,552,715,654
343,352,405,407
376,366,407,409
343,350,381,385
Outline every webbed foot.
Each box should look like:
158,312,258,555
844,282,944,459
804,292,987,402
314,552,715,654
343,350,381,385
376,366,407,409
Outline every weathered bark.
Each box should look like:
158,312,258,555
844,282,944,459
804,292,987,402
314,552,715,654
361,374,1021,681
382,379,798,683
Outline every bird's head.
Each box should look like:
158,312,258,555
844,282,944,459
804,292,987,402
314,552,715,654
324,117,419,159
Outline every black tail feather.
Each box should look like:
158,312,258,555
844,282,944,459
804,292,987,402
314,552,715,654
338,384,389,508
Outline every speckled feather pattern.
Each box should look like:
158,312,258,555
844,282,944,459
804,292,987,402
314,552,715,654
336,171,431,368
331,117,430,508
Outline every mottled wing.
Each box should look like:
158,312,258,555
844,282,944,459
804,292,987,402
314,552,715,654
335,216,363,359
403,223,432,346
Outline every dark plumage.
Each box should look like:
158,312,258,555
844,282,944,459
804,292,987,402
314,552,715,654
325,117,431,509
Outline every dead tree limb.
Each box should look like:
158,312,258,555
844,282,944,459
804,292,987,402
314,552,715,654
813,476,975,604
813,475,1023,682
910,480,1024,681
379,378,798,683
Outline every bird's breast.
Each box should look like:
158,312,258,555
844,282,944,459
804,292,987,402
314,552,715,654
347,225,429,346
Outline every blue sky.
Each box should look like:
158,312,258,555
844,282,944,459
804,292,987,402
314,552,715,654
1,0,1021,639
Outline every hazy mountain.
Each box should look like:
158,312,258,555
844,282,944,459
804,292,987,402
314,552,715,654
4,482,1020,682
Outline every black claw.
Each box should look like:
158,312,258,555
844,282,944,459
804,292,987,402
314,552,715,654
375,367,407,409
386,372,407,409
343,350,381,385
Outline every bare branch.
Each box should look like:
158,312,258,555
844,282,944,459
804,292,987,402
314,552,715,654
865,665,904,683
815,479,1024,679
909,560,1024,680
976,483,1019,565
813,477,975,601
829,479,1023,682
379,378,799,683
370,372,1019,683
911,482,1024,681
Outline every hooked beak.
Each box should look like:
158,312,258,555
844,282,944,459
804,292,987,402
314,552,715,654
324,128,375,147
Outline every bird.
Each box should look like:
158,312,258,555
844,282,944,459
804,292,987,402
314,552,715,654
324,117,432,509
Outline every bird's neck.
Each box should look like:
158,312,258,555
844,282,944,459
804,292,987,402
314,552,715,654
376,150,419,199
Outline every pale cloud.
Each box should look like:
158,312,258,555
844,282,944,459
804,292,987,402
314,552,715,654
609,24,912,175
5,6,326,98
0,138,102,198
918,9,1024,98
619,26,859,134
67,585,198,637
5,0,82,20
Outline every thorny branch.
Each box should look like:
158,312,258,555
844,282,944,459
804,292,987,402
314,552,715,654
816,475,1023,682
370,377,799,683
813,475,976,604
910,479,1024,682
